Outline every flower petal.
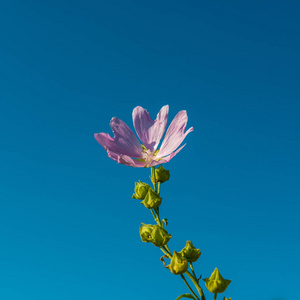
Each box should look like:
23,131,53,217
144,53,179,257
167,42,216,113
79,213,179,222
107,150,148,167
149,144,186,167
94,117,143,158
133,105,169,152
156,111,193,158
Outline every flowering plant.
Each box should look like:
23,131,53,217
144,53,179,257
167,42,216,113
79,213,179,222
95,105,232,300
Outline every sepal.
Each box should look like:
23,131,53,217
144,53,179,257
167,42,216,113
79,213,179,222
203,268,231,294
155,165,170,183
139,223,155,243
166,251,188,275
179,241,201,262
140,189,162,209
132,181,151,200
151,225,171,246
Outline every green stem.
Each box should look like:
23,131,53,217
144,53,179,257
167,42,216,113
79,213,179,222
190,262,198,281
151,166,157,193
150,208,157,220
158,182,161,194
154,207,163,226
164,244,172,255
162,245,172,257
185,271,206,300
150,168,206,300
214,293,217,300
180,274,200,300
159,247,199,300
160,247,170,257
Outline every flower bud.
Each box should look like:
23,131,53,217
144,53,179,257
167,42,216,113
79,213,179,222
223,298,231,300
139,223,155,243
166,251,188,275
132,181,151,200
140,189,162,209
203,268,231,294
179,241,201,262
155,165,170,183
150,225,171,247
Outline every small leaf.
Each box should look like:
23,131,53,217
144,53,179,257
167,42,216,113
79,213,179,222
162,218,168,226
176,293,197,300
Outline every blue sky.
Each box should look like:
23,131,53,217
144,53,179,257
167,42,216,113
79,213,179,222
0,1,299,299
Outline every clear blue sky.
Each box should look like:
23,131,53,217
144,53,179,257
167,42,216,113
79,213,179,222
1,1,299,300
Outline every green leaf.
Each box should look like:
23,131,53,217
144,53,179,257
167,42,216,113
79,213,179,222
176,293,197,300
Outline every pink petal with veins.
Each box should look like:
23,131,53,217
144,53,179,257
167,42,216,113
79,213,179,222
107,150,148,167
94,117,143,158
156,110,193,158
133,105,169,152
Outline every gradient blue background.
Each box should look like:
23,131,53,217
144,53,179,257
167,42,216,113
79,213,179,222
1,1,299,299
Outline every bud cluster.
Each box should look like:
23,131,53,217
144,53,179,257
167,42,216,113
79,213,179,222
163,241,201,276
139,223,171,247
132,181,162,209
131,164,232,299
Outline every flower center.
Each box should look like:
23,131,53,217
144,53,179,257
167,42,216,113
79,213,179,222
142,149,156,163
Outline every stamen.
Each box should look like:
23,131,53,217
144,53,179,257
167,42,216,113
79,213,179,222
142,147,157,163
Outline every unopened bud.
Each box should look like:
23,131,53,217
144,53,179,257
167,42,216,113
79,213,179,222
151,225,171,247
155,165,170,183
203,268,231,294
132,181,151,200
141,189,162,209
179,241,201,262
166,251,188,275
139,223,155,243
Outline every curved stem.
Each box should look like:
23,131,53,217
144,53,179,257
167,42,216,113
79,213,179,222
180,274,200,300
185,271,206,300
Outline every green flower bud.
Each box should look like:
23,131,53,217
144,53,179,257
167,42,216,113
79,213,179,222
166,251,188,275
203,268,231,294
223,298,231,300
155,165,170,183
132,181,151,200
140,189,162,209
179,241,201,262
139,223,155,243
150,225,171,247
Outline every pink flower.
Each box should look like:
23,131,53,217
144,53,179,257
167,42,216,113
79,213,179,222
94,105,193,167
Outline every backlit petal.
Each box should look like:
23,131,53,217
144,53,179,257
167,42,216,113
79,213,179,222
107,150,148,167
94,117,143,158
133,105,169,152
157,110,193,158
